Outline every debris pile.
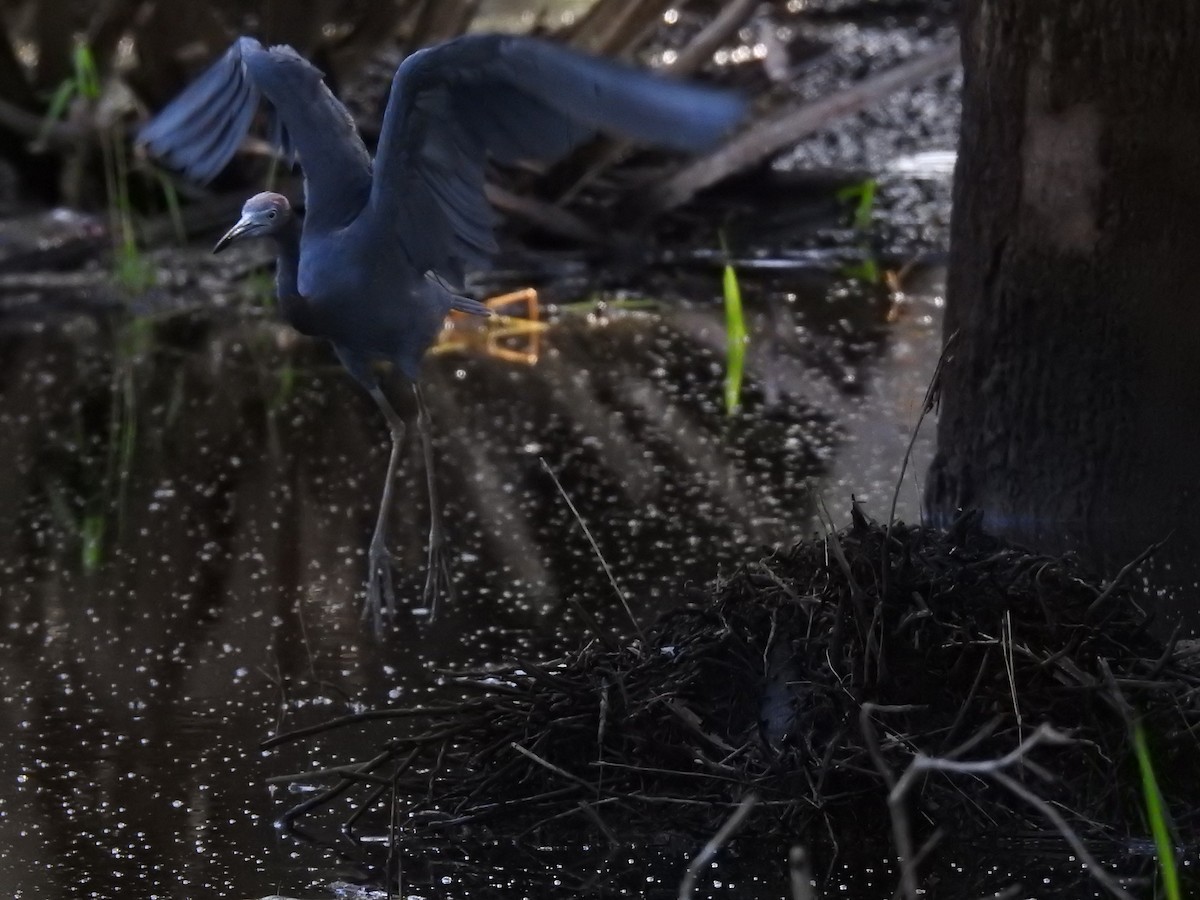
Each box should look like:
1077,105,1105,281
271,506,1199,870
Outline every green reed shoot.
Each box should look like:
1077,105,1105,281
836,178,882,285
42,42,154,293
1132,722,1181,900
719,231,748,416
81,514,105,573
837,177,878,231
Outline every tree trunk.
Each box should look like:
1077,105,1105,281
927,1,1200,622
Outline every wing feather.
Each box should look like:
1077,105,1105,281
139,37,371,229
366,34,745,280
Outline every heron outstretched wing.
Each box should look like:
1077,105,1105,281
366,34,745,282
138,37,372,230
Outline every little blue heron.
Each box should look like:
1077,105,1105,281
139,33,745,628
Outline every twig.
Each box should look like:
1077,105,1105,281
887,329,956,532
887,724,1133,900
1002,610,1023,735
510,741,595,792
1086,537,1170,618
991,772,1133,900
541,457,646,644
387,764,401,900
882,329,956,603
678,792,759,900
261,705,483,749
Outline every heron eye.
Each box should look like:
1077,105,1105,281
267,210,277,219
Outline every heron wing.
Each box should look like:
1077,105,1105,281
138,37,372,230
366,34,745,281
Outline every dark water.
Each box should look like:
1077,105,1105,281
0,264,949,899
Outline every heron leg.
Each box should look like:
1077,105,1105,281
365,384,406,630
413,382,453,616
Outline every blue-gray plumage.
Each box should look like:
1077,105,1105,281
139,33,745,628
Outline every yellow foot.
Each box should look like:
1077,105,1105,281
436,287,545,365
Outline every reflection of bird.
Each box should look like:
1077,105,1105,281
138,33,745,628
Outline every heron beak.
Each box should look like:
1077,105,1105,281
213,217,256,254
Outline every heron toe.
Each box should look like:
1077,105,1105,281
365,537,398,629
423,539,455,615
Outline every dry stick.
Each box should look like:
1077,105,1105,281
567,596,623,652
678,792,759,900
278,772,376,832
265,764,391,786
895,827,947,900
517,797,624,846
889,724,1134,900
817,497,868,629
990,772,1132,900
386,765,400,900
592,759,749,786
423,786,582,827
344,746,424,839
881,328,958,602
1145,621,1182,680
1002,610,1023,737
939,649,994,754
886,329,956,532
818,497,874,686
261,704,484,749
645,39,962,214
541,457,647,644
860,704,918,900
1085,536,1170,618
573,799,622,847
510,741,596,792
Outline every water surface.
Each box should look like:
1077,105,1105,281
0,265,943,898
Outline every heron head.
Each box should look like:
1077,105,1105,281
213,192,294,253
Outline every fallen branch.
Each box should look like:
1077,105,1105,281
886,723,1133,900
642,39,961,215
678,792,758,900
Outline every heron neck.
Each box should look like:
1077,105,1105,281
273,217,301,298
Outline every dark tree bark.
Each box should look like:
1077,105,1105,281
927,1,1200,622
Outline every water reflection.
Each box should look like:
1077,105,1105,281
0,268,942,898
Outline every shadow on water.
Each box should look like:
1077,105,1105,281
0,264,949,898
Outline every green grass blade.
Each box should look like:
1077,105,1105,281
1132,722,1181,900
836,178,878,231
722,259,747,415
72,43,101,101
81,514,105,572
